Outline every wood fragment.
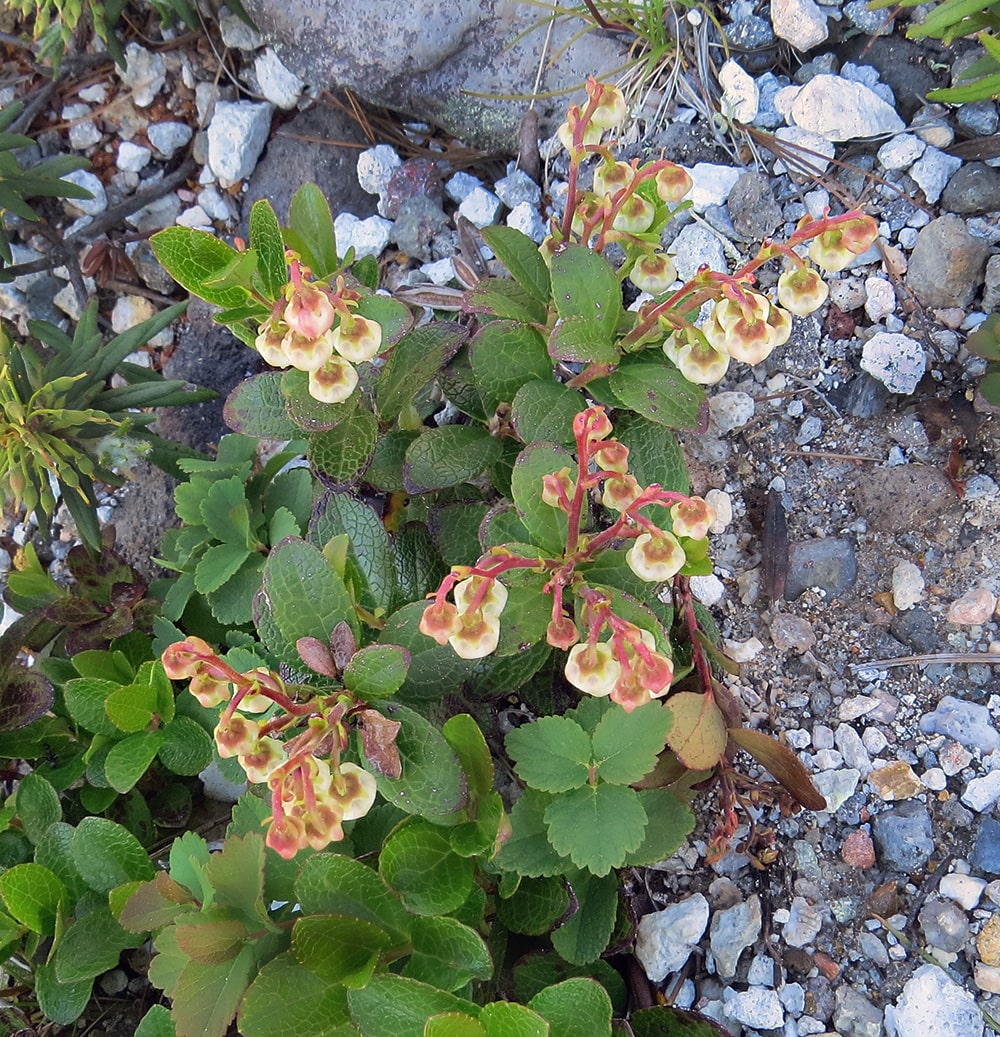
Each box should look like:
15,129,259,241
761,489,788,604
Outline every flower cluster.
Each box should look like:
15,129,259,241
162,637,377,858
420,407,719,711
254,257,382,404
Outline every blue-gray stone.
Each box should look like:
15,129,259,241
872,801,934,872
785,539,858,600
972,817,1000,876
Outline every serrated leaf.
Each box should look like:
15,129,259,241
506,716,592,792
510,442,574,555
347,976,479,1037
205,833,266,924
481,225,551,304
15,771,61,844
71,817,154,893
377,323,468,422
591,702,672,785
621,789,695,867
151,227,249,309
470,321,551,411
55,906,143,983
106,730,164,792
494,789,572,878
159,716,214,775
310,409,379,488
120,871,197,932
529,977,612,1037
136,1005,178,1037
550,870,618,965
341,644,409,698
286,181,339,278
664,692,727,771
495,876,569,936
403,425,503,493
239,952,351,1037
403,914,493,990
200,475,252,546
511,381,588,447
379,819,475,915
295,853,411,941
0,862,65,933
168,943,257,1037
194,541,253,596
223,373,300,438
248,199,287,301
727,727,826,811
543,784,646,876
608,355,704,430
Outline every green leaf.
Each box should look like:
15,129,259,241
403,915,493,990
34,964,92,1026
529,978,612,1037
980,368,1000,406
344,644,410,698
258,537,359,663
511,381,588,447
494,789,571,878
493,571,552,656
513,953,626,1016
469,321,551,412
295,853,411,941
106,730,165,792
378,603,477,698
376,323,468,422
136,1005,178,1037
34,822,88,904
442,714,494,799
54,905,143,983
293,914,391,986
248,199,287,301
591,702,672,785
429,501,490,567
543,785,647,876
614,413,689,495
223,373,300,439
550,245,623,333
15,771,61,844
310,409,379,487
379,819,475,915
630,1006,737,1037
200,475,252,546
664,692,727,771
168,943,258,1037
194,542,253,596
282,367,359,431
63,677,122,736
240,952,351,1037
449,790,504,857
71,817,154,893
150,227,249,309
479,1001,549,1037
403,425,503,493
480,225,551,304
158,716,214,776
468,278,548,323
550,870,618,965
0,862,65,933
286,182,339,278
205,833,266,925
506,716,592,792
104,681,158,733
347,974,479,1037
495,876,569,936
547,316,618,365
608,354,705,430
510,442,574,555
365,428,419,491
425,1015,487,1037
621,789,695,868
393,523,448,606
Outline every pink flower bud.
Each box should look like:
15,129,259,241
302,802,345,851
308,356,359,404
542,468,576,511
547,616,580,650
162,638,214,680
419,600,462,645
626,531,685,582
332,315,382,363
266,814,307,859
839,214,878,255
670,497,717,540
777,266,829,316
284,281,336,340
574,407,613,444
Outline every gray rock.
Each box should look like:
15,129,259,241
62,103,102,150
787,75,904,140
877,133,925,171
907,214,990,309
784,896,823,947
773,126,836,176
872,800,935,872
771,0,829,51
754,72,786,129
844,0,893,34
458,186,503,228
147,121,193,159
839,36,947,121
635,894,710,982
254,47,304,109
117,140,151,173
61,169,106,215
770,614,816,653
972,817,1000,876
885,964,983,1037
833,986,883,1037
709,391,755,433
119,42,166,107
835,725,871,775
219,4,264,48
785,538,858,600
670,223,728,280
941,162,1000,215
389,196,449,263
890,607,938,654
920,695,1000,754
853,464,961,533
242,0,628,150
861,332,926,395
841,61,896,105
918,899,970,952
910,145,962,204
725,987,785,1030
207,101,274,187
958,100,999,137
685,162,743,212
726,14,776,51
728,170,782,239
494,168,541,210
710,894,762,978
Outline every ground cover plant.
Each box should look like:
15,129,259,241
0,79,881,1036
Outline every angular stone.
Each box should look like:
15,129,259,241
885,963,983,1037
842,830,876,868
787,75,904,141
853,464,961,533
907,214,989,309
872,800,935,872
725,987,785,1030
635,894,710,982
785,538,858,600
770,0,829,51
947,587,997,625
870,760,923,801
940,873,987,910
783,896,822,947
710,894,761,979
834,986,883,1037
892,560,925,610
921,696,1000,755
980,916,1000,966
207,101,274,187
860,332,926,395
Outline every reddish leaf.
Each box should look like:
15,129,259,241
727,727,826,811
175,915,249,965
664,693,727,771
330,621,357,673
357,709,402,779
296,636,338,678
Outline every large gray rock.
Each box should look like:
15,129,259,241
906,214,989,309
243,0,629,150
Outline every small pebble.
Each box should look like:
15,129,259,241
842,830,876,868
770,613,816,653
947,587,997,625
940,872,986,910
870,760,923,801
977,914,1000,965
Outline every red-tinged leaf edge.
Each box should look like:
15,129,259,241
727,727,827,811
